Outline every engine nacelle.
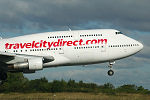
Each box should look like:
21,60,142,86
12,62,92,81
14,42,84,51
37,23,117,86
10,57,43,70
28,58,43,70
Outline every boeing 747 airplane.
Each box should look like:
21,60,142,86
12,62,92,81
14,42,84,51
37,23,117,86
0,29,143,85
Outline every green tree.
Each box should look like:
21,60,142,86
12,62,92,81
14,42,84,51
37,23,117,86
29,77,50,92
0,72,29,93
103,83,115,89
117,84,138,93
67,79,76,88
51,80,65,93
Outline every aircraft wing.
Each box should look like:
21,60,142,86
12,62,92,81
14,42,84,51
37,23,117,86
0,51,55,64
0,51,16,57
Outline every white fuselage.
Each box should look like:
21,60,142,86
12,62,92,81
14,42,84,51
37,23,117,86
0,29,143,69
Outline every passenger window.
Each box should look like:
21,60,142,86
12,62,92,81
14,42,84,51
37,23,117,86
116,32,123,34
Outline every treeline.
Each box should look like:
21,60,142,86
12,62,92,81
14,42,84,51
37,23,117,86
0,73,150,94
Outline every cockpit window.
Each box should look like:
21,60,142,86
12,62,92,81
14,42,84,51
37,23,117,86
116,32,123,34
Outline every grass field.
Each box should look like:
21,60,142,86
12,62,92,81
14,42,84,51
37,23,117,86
0,93,150,100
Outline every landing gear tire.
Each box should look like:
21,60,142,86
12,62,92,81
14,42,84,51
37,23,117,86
0,71,7,80
108,70,114,76
0,80,3,85
0,70,7,85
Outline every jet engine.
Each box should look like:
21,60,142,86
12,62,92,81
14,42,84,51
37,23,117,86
8,57,43,70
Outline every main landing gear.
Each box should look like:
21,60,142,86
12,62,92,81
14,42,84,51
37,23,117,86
0,70,7,85
107,61,115,76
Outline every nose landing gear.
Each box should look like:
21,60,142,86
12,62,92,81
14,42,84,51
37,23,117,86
107,61,115,76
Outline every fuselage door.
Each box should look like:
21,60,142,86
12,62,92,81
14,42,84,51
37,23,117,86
59,47,64,54
73,31,79,40
101,45,106,52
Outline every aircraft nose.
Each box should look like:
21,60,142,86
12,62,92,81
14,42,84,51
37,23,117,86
134,41,144,54
139,42,144,51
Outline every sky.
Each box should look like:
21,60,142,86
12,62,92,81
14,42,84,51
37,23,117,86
0,0,150,89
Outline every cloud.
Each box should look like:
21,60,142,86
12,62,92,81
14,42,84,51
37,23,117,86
0,0,150,34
